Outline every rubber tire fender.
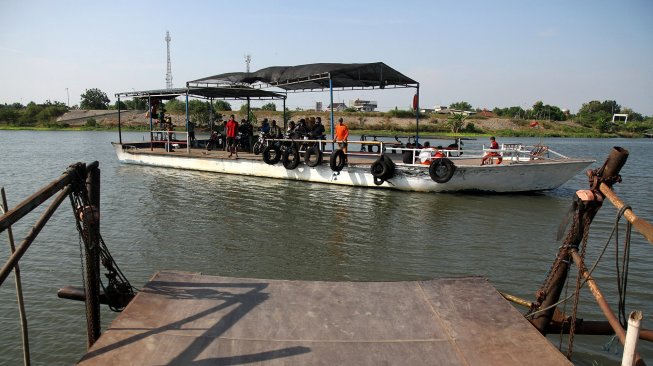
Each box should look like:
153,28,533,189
429,158,456,183
370,159,387,179
282,146,300,170
262,145,281,165
330,149,346,172
304,145,323,167
381,155,395,180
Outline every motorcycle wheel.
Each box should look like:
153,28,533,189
253,141,262,155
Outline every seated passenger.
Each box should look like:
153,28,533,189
481,136,502,165
260,118,270,134
419,141,435,165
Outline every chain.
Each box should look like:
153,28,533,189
68,166,135,312
527,207,580,318
566,214,592,359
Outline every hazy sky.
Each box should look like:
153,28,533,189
1,0,652,114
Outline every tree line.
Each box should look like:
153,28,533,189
1,88,651,135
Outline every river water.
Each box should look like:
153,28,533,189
1,130,652,365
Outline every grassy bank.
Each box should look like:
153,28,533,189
1,109,646,138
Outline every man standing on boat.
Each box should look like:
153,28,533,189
334,117,349,161
226,115,239,158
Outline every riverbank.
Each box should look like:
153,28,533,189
0,109,641,138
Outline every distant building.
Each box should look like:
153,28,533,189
349,99,378,112
325,102,347,112
612,113,628,124
434,106,475,116
315,101,323,112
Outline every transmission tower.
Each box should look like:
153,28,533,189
244,54,251,73
165,31,173,89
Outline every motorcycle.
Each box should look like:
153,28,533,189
252,131,270,155
205,131,224,151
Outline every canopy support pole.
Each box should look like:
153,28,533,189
247,97,251,122
415,83,420,145
329,75,335,151
283,99,287,130
185,92,190,154
209,98,214,133
148,95,153,151
117,97,122,144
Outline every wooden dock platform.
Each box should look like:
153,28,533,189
78,271,571,365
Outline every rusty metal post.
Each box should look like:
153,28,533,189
571,250,645,366
530,249,572,332
83,165,101,348
530,147,631,334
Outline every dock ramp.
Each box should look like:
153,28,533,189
78,271,571,365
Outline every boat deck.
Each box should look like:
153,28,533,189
120,143,486,166
78,271,571,365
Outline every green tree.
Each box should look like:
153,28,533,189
0,105,19,124
261,102,277,111
493,106,526,119
188,99,211,126
578,100,621,116
449,101,472,111
214,100,231,111
164,99,186,114
124,98,147,110
448,113,466,133
80,88,110,109
530,101,566,121
113,100,128,110
621,107,644,122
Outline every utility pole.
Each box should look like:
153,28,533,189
66,88,69,107
165,31,173,89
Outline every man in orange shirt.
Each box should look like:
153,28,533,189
333,117,349,159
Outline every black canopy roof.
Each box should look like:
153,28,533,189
115,86,285,100
187,62,418,92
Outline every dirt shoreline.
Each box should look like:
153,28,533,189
57,109,583,133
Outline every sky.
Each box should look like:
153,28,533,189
1,0,652,115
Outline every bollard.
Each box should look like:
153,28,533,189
622,311,643,366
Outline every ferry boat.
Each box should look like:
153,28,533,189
113,63,594,193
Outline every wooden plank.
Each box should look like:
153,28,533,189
78,271,572,365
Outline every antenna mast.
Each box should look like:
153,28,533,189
244,54,251,73
165,31,173,89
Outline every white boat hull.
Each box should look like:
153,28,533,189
112,143,593,193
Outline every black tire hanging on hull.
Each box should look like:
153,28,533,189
304,145,323,167
263,145,281,165
282,147,301,170
429,158,456,183
330,149,346,172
